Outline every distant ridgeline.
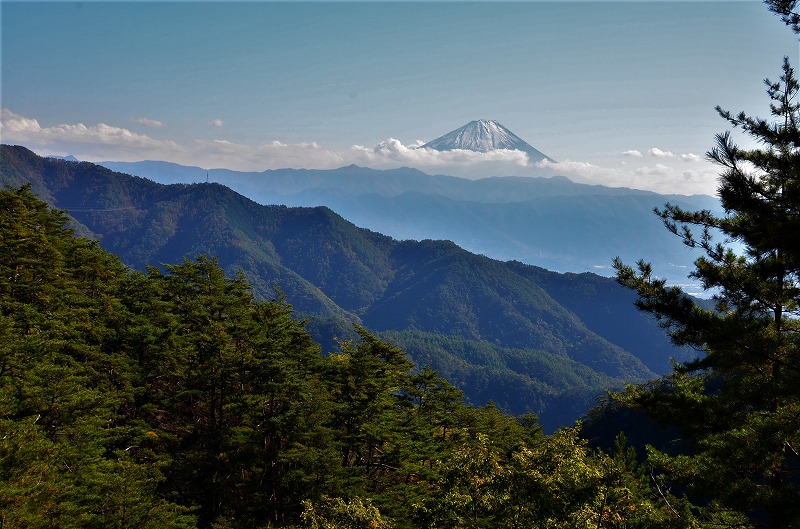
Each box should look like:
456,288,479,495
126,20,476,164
97,150,719,296
1,144,695,431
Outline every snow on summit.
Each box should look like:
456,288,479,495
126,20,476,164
422,120,555,164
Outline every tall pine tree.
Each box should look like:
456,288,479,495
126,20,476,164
614,3,800,527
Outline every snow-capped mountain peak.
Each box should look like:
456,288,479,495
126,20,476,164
422,119,555,163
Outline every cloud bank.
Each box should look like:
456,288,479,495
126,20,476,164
1,108,179,160
1,108,720,195
0,108,530,174
133,117,165,128
537,154,718,195
648,147,674,158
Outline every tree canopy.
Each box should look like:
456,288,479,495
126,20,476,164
0,184,690,528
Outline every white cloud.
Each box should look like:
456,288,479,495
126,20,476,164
0,108,723,195
1,108,41,135
207,118,224,127
1,108,338,170
680,153,701,162
534,152,720,195
133,117,165,128
648,147,674,158
349,139,530,170
636,163,672,176
1,108,177,156
612,161,720,195
636,163,671,176
622,149,643,157
535,158,615,179
189,138,345,170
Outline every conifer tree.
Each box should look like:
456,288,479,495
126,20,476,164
137,256,332,527
614,3,800,526
327,328,414,493
0,186,195,529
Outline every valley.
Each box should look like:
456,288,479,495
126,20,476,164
1,144,696,431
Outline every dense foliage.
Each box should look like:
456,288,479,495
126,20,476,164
0,186,689,528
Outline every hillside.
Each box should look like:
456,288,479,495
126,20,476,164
98,158,718,289
0,182,693,528
1,144,688,429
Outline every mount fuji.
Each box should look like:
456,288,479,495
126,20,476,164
422,119,556,164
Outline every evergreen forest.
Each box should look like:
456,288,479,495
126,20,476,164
0,185,687,528
0,143,677,432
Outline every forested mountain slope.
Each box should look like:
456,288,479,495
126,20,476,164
99,158,718,287
0,184,690,528
1,144,690,429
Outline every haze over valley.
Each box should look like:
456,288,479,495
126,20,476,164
97,145,717,296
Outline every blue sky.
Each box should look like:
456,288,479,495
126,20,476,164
2,1,798,194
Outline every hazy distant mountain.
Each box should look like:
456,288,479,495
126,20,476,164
47,154,80,162
2,144,695,430
422,119,556,163
98,159,718,292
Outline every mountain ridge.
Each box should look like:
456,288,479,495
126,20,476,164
93,158,717,289
1,144,692,430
